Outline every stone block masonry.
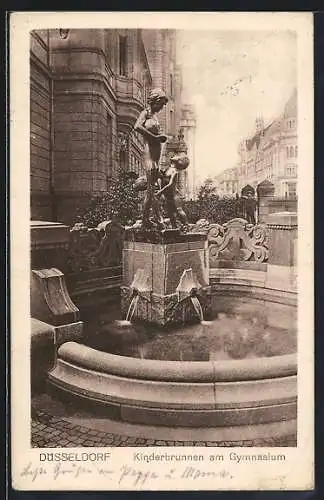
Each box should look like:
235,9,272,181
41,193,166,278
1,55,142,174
121,229,211,325
266,212,297,292
52,84,117,223
30,31,52,221
30,29,154,224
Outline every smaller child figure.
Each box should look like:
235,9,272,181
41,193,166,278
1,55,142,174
156,154,190,230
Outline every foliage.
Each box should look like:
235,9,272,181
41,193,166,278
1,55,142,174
183,196,242,225
75,168,242,228
75,169,141,227
183,176,243,224
197,177,219,201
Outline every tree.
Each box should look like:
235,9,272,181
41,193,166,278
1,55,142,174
197,177,219,201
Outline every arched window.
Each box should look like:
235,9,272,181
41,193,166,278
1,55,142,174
290,146,294,157
295,145,298,156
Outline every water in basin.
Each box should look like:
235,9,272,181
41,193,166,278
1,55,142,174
82,296,297,362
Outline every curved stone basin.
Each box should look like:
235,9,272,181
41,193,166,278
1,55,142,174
57,342,296,383
48,286,297,428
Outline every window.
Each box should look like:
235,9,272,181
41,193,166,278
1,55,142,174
120,150,126,170
285,165,296,177
119,35,127,76
286,182,297,198
295,145,298,156
170,74,173,97
170,110,175,133
290,146,294,157
105,109,112,179
286,146,290,157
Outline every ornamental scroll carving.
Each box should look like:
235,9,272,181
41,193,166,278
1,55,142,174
191,218,269,264
66,220,125,272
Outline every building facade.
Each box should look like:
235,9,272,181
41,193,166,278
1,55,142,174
214,166,239,197
30,28,187,224
213,90,298,199
236,90,298,197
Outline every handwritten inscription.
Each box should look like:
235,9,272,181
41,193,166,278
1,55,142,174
18,451,286,487
20,461,233,487
220,73,256,96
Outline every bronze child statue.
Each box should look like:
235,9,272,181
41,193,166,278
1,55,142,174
156,154,190,230
133,88,168,230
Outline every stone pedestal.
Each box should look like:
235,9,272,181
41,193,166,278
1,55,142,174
30,220,84,346
121,229,211,326
265,212,297,292
257,180,275,223
31,220,70,271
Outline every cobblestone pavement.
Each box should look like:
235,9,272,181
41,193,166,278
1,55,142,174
31,409,297,448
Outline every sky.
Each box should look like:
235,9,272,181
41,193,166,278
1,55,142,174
176,30,297,184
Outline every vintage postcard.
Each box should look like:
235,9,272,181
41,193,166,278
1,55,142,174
10,11,314,491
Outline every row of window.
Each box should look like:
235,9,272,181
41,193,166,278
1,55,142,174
118,36,174,101
285,165,297,177
244,164,297,178
286,119,296,129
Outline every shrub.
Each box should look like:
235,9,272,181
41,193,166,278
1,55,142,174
75,169,141,227
183,196,242,224
74,168,242,228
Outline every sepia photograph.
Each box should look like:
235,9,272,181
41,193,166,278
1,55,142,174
11,12,314,491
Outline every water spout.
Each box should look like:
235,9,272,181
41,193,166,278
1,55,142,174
125,294,139,322
176,268,201,302
138,345,145,359
190,295,213,325
191,295,204,322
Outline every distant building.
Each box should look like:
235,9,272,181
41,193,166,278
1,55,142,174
213,89,298,200
237,89,298,197
180,104,197,200
30,28,189,224
214,166,239,197
141,29,182,143
142,30,194,199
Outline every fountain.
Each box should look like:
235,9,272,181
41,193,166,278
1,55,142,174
47,216,297,433
114,294,139,327
45,117,297,436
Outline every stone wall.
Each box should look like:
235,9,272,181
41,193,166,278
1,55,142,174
267,197,297,215
30,31,53,221
257,180,297,222
50,30,118,223
30,214,297,315
30,29,152,224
